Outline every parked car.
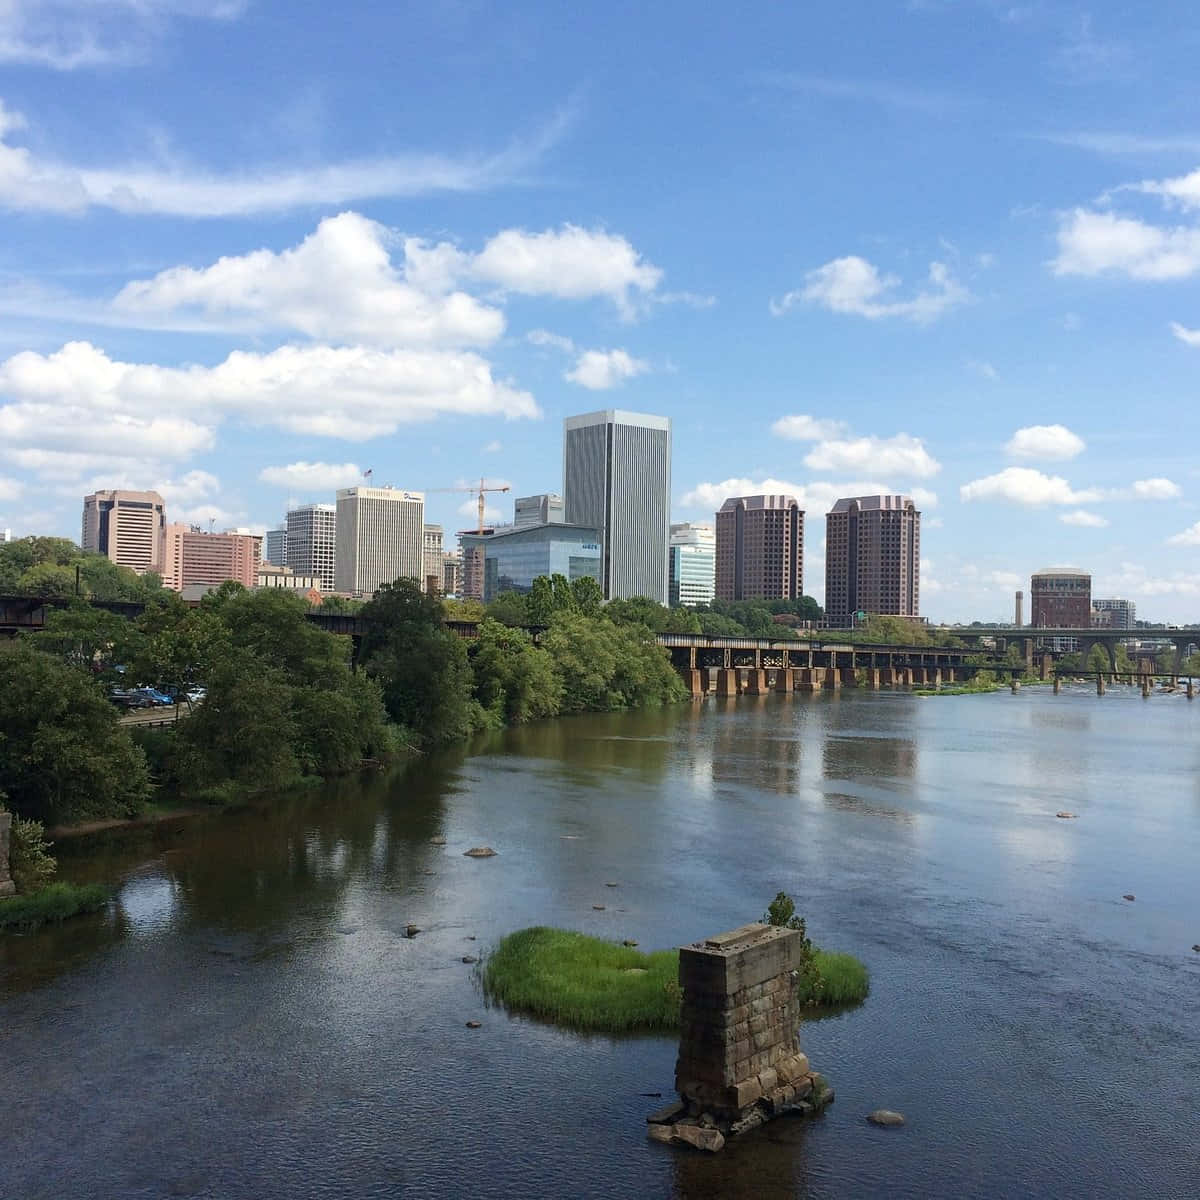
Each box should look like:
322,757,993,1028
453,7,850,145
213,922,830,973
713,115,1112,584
130,686,174,707
108,688,154,710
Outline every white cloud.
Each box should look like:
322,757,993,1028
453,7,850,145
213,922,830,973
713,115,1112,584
1128,166,1200,212
0,341,540,481
772,256,968,323
960,467,1101,506
0,97,563,217
1167,521,1200,546
114,212,505,347
0,475,21,501
966,358,998,379
804,432,941,478
681,476,897,514
1005,423,1086,461
1059,509,1109,527
1105,561,1200,597
526,329,576,352
770,414,848,441
457,497,506,526
564,348,649,390
482,440,503,453
259,462,363,491
1128,477,1181,500
0,1,243,70
1051,209,1200,280
1170,321,1200,346
909,487,939,509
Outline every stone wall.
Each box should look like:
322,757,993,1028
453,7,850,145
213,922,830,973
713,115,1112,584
650,922,832,1150
0,811,14,898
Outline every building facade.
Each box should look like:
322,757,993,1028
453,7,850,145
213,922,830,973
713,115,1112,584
669,522,716,607
460,523,602,603
442,551,463,597
334,486,424,596
1031,568,1092,628
715,495,803,602
514,493,566,528
422,524,444,594
563,409,671,603
162,525,261,591
82,489,166,575
824,495,920,627
255,564,320,591
1091,597,1136,629
285,504,337,592
263,528,287,567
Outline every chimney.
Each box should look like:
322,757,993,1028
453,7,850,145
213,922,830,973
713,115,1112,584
1015,590,1024,627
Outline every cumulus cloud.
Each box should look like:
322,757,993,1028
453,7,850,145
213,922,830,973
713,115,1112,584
564,348,649,390
0,341,540,479
1059,509,1108,527
259,462,363,491
114,212,505,347
526,329,576,352
0,96,564,217
770,414,847,441
1105,561,1200,598
1170,321,1200,346
681,476,898,514
1127,166,1200,212
1167,521,1200,546
772,256,967,323
1051,208,1200,280
0,475,21,501
804,432,941,478
1127,477,1181,500
960,467,1101,506
1005,423,1086,461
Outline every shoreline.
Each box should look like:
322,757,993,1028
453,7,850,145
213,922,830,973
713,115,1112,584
46,806,214,841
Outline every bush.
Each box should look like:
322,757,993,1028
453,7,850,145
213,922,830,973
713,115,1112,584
9,817,56,893
0,881,110,930
810,950,871,1007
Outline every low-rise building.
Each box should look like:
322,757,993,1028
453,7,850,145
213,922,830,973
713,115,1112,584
460,523,601,603
256,564,320,591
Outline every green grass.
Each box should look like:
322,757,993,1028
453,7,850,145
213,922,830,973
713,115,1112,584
912,683,1001,696
0,882,111,931
483,927,870,1032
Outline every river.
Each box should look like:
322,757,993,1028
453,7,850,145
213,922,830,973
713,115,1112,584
3,685,1199,1199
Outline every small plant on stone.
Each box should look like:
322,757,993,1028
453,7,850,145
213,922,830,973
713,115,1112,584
762,891,825,1005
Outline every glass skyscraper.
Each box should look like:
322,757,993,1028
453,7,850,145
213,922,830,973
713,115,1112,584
669,522,716,607
562,409,671,603
459,523,601,602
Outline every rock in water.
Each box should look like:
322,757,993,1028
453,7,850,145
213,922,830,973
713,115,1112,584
647,1124,674,1144
461,955,477,964
1193,944,1200,953
868,1109,905,1127
464,846,497,858
429,837,446,845
593,904,606,911
465,1020,482,1029
622,939,638,947
1123,894,1135,901
405,924,420,938
1056,811,1077,819
671,1124,725,1153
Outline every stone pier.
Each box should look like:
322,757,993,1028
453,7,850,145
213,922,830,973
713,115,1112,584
1097,675,1106,696
0,811,15,898
649,923,831,1151
716,668,739,697
745,669,769,696
774,668,793,694
683,669,705,698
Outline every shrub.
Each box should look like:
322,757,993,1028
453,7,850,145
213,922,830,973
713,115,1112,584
0,881,110,930
9,816,56,893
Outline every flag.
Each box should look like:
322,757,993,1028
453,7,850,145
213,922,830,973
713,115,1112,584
363,468,373,479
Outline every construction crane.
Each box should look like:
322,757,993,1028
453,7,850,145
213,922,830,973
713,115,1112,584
427,477,511,534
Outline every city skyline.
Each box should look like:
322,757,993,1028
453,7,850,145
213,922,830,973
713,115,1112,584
2,4,1200,620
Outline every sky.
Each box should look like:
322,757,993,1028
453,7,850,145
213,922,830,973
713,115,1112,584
2,0,1199,621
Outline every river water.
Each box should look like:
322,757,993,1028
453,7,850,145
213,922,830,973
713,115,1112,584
3,686,1199,1199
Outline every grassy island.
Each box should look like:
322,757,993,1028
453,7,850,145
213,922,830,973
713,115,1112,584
482,926,869,1032
0,882,111,931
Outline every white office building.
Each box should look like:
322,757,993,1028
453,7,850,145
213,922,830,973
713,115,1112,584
335,486,424,596
563,409,671,603
285,504,337,592
669,522,716,607
514,493,566,528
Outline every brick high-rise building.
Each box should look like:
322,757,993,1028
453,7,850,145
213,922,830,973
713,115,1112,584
162,526,261,591
824,495,920,627
82,489,166,576
422,524,444,594
715,495,803,602
1031,569,1091,628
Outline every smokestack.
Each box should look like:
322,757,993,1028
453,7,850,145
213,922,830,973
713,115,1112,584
1015,590,1024,627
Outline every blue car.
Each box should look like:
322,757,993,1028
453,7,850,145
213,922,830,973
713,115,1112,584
131,686,175,706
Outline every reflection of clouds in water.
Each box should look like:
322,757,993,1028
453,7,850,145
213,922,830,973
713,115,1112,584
118,873,180,934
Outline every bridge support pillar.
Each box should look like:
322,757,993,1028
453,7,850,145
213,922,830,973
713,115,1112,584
823,667,840,690
682,669,705,698
1053,677,1061,694
1039,654,1052,681
1188,680,1195,700
774,668,793,694
1142,676,1151,698
865,669,881,689
746,669,768,696
840,667,857,688
1011,678,1020,693
1096,675,1106,696
929,669,941,689
717,668,739,697
878,667,894,687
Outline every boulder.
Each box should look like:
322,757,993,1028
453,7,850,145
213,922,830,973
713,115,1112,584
429,837,446,845
647,1124,674,1144
465,1020,482,1029
593,904,606,911
1123,894,1135,901
1056,812,1077,819
405,924,420,938
868,1109,905,1127
462,955,478,964
622,939,639,947
646,1100,684,1125
464,847,497,858
672,1124,725,1153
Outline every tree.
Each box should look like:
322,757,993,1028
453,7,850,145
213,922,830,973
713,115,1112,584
525,576,556,625
470,618,563,724
485,590,529,627
358,578,475,746
570,575,603,616
15,563,76,597
0,644,150,824
32,600,139,681
605,595,670,632
549,574,577,613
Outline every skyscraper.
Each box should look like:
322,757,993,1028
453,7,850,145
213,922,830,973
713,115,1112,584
334,486,424,596
824,495,920,627
563,409,671,603
285,504,336,592
263,527,287,567
669,522,716,607
82,489,166,575
422,524,444,594
714,495,803,602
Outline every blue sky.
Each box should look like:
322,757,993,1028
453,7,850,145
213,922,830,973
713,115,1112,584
2,0,1199,619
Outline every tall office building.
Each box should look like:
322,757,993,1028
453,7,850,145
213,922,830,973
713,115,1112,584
335,486,424,596
514,493,566,528
285,504,336,592
1031,569,1091,627
442,551,463,597
162,526,261,591
263,527,287,568
81,489,166,575
825,495,920,626
422,524,444,594
669,523,716,607
715,495,803,602
1091,596,1135,629
563,409,671,603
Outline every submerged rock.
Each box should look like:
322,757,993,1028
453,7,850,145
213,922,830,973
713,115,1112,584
465,1020,482,1029
1056,811,1077,819
461,955,477,964
1123,894,1135,901
405,924,421,938
868,1109,905,1127
622,939,638,947
464,846,497,858
593,904,606,911
429,837,446,845
672,1123,725,1152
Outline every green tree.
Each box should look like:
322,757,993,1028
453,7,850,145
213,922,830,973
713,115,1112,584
358,578,475,746
485,590,529,627
470,618,563,724
16,562,76,597
549,573,577,613
32,600,139,680
605,595,670,632
526,575,556,625
570,575,603,616
0,644,150,824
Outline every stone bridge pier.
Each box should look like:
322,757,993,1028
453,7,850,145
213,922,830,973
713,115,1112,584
648,923,832,1151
